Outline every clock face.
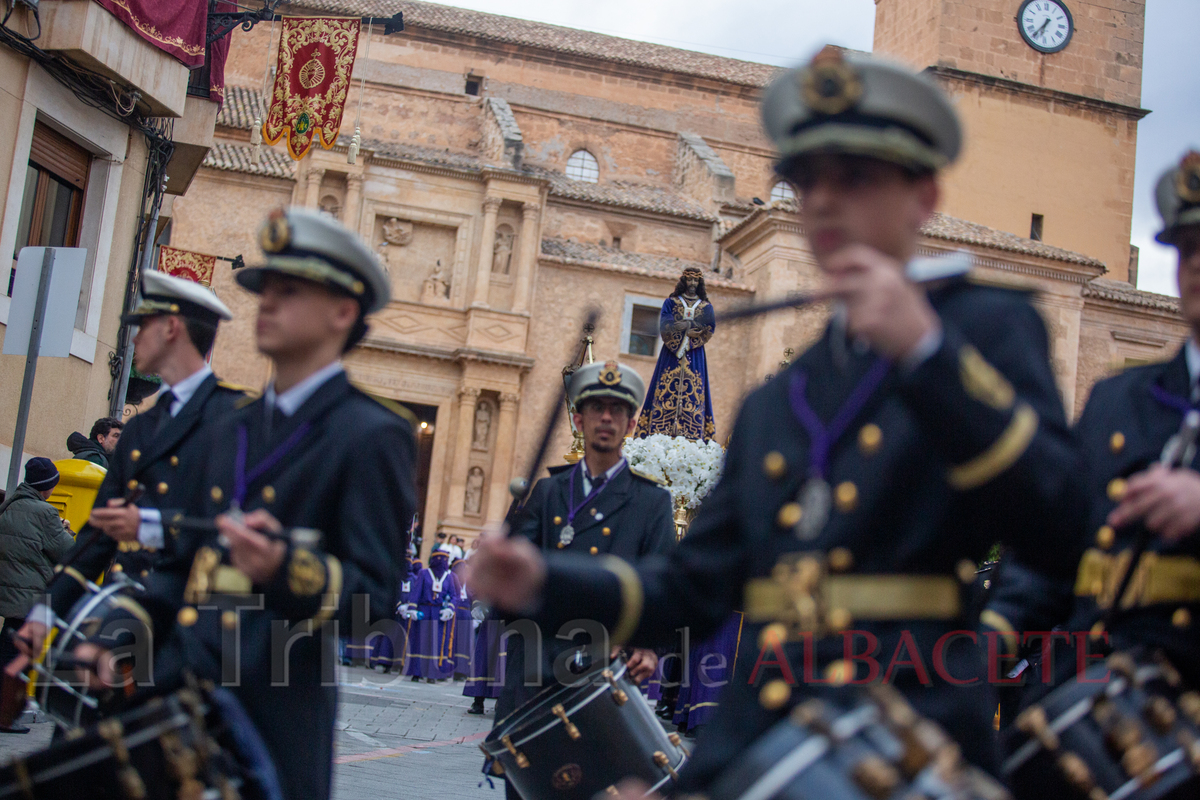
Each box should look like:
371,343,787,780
1018,0,1074,54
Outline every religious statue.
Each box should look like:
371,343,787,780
464,466,485,515
472,401,492,450
422,259,451,303
492,225,515,274
634,266,716,441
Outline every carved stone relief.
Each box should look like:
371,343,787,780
383,218,414,246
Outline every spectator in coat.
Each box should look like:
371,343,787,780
65,417,123,468
0,458,74,732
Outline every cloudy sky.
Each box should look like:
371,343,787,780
431,0,1199,295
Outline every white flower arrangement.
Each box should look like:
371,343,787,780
623,434,725,510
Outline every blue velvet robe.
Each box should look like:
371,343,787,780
635,296,716,441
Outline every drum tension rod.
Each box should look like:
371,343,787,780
551,704,581,741
502,735,530,768
601,670,628,705
653,751,680,782
668,732,690,757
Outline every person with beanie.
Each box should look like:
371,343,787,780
0,458,73,731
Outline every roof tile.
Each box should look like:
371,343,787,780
1082,278,1180,312
216,86,264,131
202,141,296,180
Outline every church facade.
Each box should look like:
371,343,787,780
167,0,1184,555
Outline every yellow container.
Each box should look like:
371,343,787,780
47,458,106,534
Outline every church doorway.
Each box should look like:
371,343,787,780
405,402,439,556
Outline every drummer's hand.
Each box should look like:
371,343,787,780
88,499,141,542
218,509,286,585
464,526,546,614
823,244,941,362
1107,465,1200,543
71,643,119,691
622,648,658,684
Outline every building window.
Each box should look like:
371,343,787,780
1030,213,1044,242
566,150,599,183
9,121,89,296
770,180,795,203
622,296,662,357
465,74,483,96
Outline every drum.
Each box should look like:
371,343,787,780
708,684,1011,800
34,572,146,729
1004,649,1200,800
482,658,688,799
0,684,283,800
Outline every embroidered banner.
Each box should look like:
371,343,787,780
262,16,360,160
95,0,206,68
158,246,217,286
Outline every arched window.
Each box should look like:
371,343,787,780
770,181,795,203
566,150,600,183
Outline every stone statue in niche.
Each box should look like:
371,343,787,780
492,225,515,274
464,466,485,515
382,217,414,246
422,259,451,305
472,401,492,450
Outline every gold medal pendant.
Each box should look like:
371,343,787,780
559,524,576,546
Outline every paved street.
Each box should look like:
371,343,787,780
0,667,501,800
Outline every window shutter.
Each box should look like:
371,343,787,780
29,122,90,189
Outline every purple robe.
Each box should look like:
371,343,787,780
369,562,420,671
463,616,507,699
673,613,744,731
402,559,461,680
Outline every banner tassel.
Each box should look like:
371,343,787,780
348,126,361,165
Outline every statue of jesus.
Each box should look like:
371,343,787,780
634,266,716,441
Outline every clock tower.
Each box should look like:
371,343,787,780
874,0,1148,282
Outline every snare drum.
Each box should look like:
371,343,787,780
0,684,283,800
34,572,146,729
1004,649,1200,800
708,684,1011,800
482,658,688,800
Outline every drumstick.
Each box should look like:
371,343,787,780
55,483,146,573
505,308,601,525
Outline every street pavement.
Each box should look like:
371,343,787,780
0,666,682,800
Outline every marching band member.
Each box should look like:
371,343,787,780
490,360,675,800
7,271,242,680
72,207,416,800
468,47,1088,791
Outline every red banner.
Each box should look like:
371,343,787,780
158,246,216,286
95,0,206,68
262,16,360,161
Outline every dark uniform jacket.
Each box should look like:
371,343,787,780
524,277,1088,788
1059,346,1200,685
96,371,416,800
496,461,675,721
48,374,245,616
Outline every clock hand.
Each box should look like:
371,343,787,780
1034,18,1051,40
